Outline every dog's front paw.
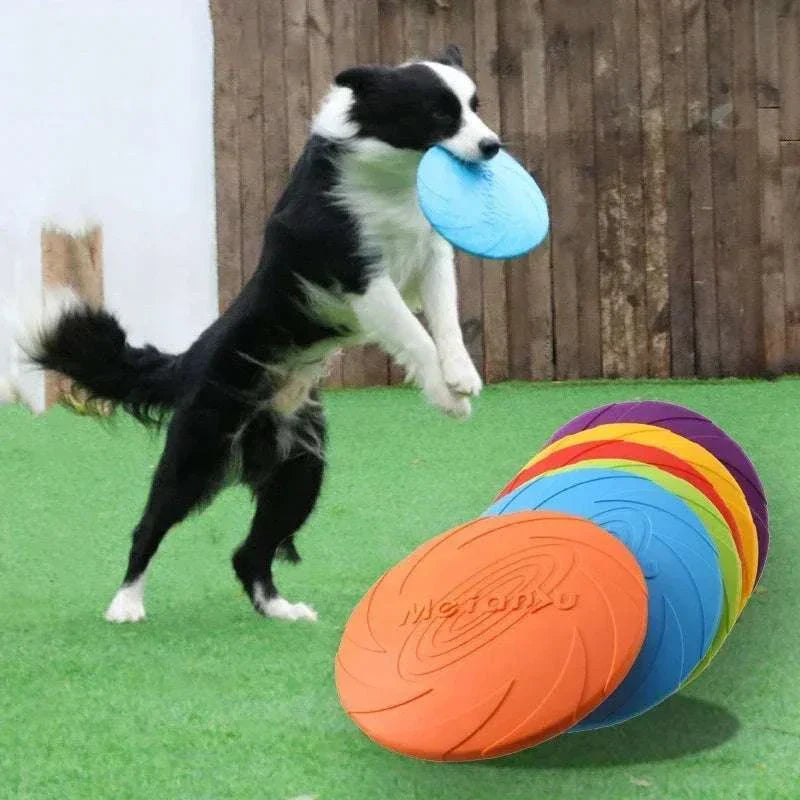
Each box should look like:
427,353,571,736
440,349,483,397
425,377,472,419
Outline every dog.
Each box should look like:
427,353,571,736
13,44,501,623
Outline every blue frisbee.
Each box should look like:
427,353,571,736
483,468,723,730
416,146,549,259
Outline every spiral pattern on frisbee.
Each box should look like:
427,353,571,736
546,401,768,581
484,470,723,729
531,459,742,680
335,512,647,761
520,423,759,604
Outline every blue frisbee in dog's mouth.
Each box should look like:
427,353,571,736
416,146,549,260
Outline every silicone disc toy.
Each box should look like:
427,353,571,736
484,470,723,730
335,512,647,761
520,424,759,604
416,146,549,259
534,459,741,679
497,439,749,613
547,401,768,581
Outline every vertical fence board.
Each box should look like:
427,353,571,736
212,0,243,312
283,0,310,165
593,4,624,378
708,0,741,375
261,0,289,218
760,108,785,373
518,0,553,380
238,0,266,284
614,3,648,377
661,0,695,376
546,2,580,379
684,0,720,376
756,0,780,108
782,142,800,369
733,0,765,375
639,0,670,377
779,2,800,140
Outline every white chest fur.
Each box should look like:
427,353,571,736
334,144,444,304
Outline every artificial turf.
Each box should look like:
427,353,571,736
1,379,799,800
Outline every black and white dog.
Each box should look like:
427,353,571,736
17,45,501,623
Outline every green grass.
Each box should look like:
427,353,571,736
2,379,799,800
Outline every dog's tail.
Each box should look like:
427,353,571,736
19,287,182,426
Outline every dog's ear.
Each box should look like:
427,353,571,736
334,66,377,92
435,44,464,68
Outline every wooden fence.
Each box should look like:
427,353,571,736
211,0,800,382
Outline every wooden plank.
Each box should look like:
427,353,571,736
639,0,670,377
520,0,553,380
448,0,485,381
684,0,720,377
498,0,532,379
355,0,380,64
755,0,780,107
661,0,695,377
733,0,765,375
379,0,405,65
475,0,509,383
426,0,448,60
260,0,289,217
614,3,647,377
593,4,624,378
211,0,243,312
779,1,800,140
708,0,740,375
283,0,310,165
545,1,579,379
238,0,266,283
782,141,800,369
571,13,601,378
41,227,104,407
403,0,430,62
760,109,785,373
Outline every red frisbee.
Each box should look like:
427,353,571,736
497,439,748,582
335,512,647,761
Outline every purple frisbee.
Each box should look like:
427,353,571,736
546,401,768,582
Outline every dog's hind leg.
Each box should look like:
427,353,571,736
232,412,326,622
105,407,230,623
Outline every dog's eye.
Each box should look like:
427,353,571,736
433,109,455,123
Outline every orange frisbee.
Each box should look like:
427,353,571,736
335,512,648,761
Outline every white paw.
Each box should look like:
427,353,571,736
424,376,472,419
104,586,146,623
440,349,483,397
257,594,318,622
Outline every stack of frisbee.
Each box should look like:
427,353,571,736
335,401,767,762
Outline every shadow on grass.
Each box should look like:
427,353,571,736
487,694,739,768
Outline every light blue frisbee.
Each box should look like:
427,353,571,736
483,468,723,731
416,146,549,259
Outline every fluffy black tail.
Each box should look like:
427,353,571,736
23,289,181,426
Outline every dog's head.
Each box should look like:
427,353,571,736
313,45,501,163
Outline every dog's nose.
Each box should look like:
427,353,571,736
479,138,500,159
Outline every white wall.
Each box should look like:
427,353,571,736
0,0,217,411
